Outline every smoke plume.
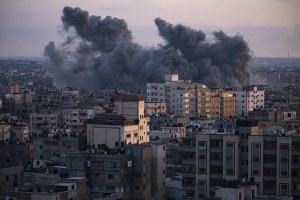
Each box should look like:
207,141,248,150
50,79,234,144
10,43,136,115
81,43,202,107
44,6,252,90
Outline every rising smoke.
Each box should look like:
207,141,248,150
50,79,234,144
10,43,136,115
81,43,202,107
44,6,252,90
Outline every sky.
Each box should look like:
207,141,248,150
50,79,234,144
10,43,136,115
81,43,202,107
0,0,299,58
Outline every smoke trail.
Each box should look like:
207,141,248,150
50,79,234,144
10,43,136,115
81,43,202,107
44,6,252,90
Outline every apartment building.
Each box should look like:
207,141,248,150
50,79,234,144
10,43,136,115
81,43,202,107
30,112,62,134
62,109,88,133
181,120,300,199
32,134,86,169
67,143,163,200
5,176,87,200
147,74,235,119
87,114,141,148
87,95,150,148
114,95,150,143
227,85,265,116
195,133,241,198
248,134,300,198
145,101,167,115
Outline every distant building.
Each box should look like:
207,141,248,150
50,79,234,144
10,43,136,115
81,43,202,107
87,95,150,148
147,74,235,119
145,101,167,115
227,85,265,116
67,144,162,199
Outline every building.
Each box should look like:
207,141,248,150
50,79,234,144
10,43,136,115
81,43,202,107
87,114,140,148
0,165,24,198
145,101,167,115
67,144,157,200
114,95,150,144
147,74,235,119
227,85,265,116
151,143,166,200
165,176,184,200
5,176,87,200
32,134,86,169
30,112,62,135
62,109,88,133
247,134,300,198
195,133,241,198
87,95,150,148
180,120,299,199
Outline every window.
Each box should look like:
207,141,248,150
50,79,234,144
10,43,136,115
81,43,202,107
108,174,114,179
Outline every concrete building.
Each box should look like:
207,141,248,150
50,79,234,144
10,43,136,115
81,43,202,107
147,74,235,119
87,114,140,148
277,110,297,122
0,165,24,199
227,85,265,116
150,113,187,130
248,109,277,122
151,143,166,200
30,112,62,135
215,184,257,200
247,134,300,198
145,101,167,115
150,126,186,143
67,144,157,200
165,176,184,200
180,120,299,199
62,109,88,133
32,134,86,169
5,176,87,200
114,95,150,144
195,133,241,198
87,95,150,148
0,143,32,168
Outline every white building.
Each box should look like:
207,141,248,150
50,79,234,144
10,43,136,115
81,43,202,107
227,85,264,116
87,95,150,148
147,74,209,117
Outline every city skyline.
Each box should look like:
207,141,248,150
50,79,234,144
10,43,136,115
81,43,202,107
0,0,300,58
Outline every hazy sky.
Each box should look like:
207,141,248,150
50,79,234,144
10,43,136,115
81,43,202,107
0,0,299,57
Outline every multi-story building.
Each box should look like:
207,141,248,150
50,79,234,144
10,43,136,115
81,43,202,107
114,95,150,143
248,134,300,198
0,165,24,198
30,112,62,135
147,74,206,117
195,133,241,198
67,143,161,200
181,120,300,199
87,95,150,148
151,143,166,200
147,74,235,119
5,176,87,200
145,101,167,115
32,134,86,169
87,114,140,148
62,109,88,133
227,85,265,116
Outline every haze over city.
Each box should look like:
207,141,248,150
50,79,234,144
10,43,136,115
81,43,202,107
0,0,300,58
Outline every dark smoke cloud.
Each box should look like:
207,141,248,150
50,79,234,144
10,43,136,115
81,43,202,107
44,6,252,90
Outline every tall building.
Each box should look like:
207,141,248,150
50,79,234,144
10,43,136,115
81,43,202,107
227,85,264,116
67,143,164,200
147,74,235,119
87,95,150,148
181,120,300,199
114,95,150,143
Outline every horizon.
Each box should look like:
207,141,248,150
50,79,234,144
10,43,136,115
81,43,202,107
0,0,299,58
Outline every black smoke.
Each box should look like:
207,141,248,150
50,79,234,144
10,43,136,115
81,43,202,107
44,6,252,90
